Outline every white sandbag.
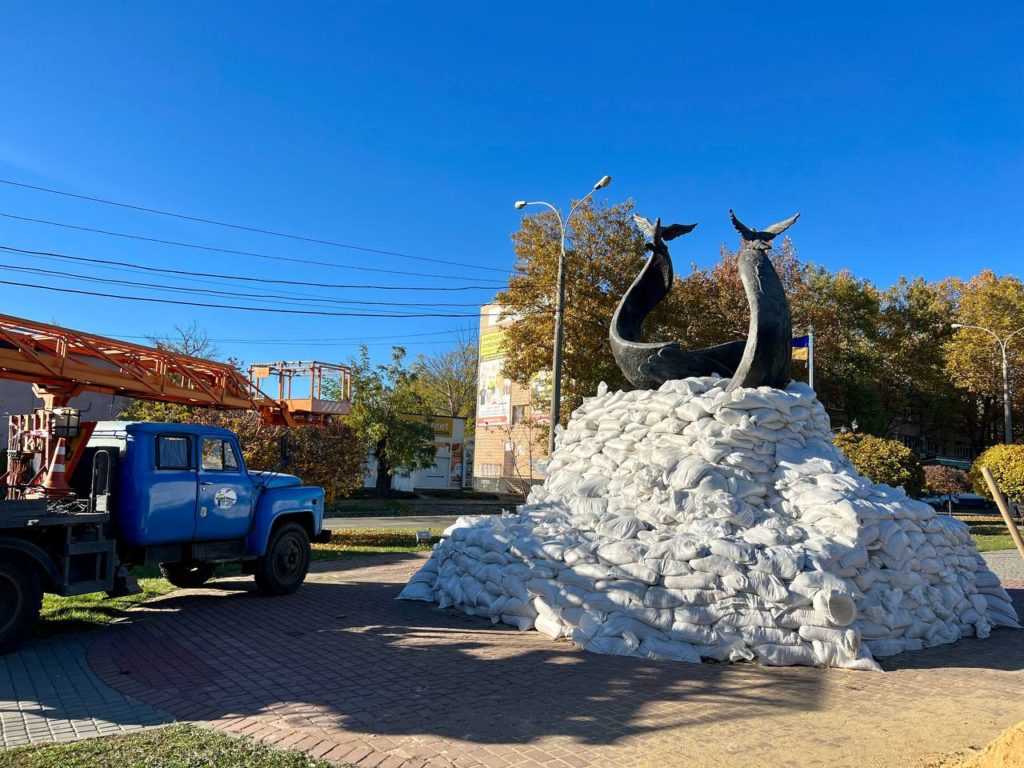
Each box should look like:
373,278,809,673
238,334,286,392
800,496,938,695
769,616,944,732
401,375,1017,669
396,581,434,601
754,643,819,666
812,590,858,627
640,636,702,663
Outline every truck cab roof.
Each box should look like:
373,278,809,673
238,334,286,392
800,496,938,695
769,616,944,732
91,421,238,439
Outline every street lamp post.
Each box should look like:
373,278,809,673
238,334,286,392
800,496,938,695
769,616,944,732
515,175,612,456
951,323,1024,444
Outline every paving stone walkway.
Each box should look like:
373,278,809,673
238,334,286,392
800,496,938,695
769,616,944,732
1,552,1021,766
0,633,171,748
85,553,1023,768
983,548,1024,584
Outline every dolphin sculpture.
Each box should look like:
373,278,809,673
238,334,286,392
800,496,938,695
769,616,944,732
609,210,799,391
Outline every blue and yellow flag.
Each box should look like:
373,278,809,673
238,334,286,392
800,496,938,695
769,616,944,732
792,335,810,361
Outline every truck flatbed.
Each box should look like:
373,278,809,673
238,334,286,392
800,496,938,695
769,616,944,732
0,499,109,529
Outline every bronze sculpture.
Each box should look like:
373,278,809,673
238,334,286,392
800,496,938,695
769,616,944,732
609,211,798,391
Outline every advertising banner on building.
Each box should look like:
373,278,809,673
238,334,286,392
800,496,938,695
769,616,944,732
477,357,511,426
477,328,510,426
479,328,506,361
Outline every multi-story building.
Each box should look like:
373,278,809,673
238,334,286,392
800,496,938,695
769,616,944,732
471,303,549,493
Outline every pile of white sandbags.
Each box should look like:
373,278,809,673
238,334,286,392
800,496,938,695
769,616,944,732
399,377,1019,669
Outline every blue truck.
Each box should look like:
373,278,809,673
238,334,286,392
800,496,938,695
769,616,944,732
0,420,329,653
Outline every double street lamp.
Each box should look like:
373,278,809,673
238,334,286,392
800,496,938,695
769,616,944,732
515,174,612,455
951,323,1024,444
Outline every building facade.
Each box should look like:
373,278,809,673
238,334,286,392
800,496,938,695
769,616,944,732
472,303,549,493
363,414,469,491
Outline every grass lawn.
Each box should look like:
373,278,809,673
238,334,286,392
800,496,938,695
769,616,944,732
311,527,442,560
0,724,331,768
954,514,1023,552
34,528,441,639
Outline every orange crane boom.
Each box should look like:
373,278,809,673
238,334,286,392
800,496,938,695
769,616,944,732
0,312,350,425
1,312,352,499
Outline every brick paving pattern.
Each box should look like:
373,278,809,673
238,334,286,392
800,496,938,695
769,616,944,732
0,633,171,748
75,552,1022,768
983,549,1024,584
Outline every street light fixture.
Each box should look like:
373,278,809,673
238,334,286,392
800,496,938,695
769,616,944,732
951,322,1024,443
514,175,613,456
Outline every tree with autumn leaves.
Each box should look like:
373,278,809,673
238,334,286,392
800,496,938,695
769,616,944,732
497,198,1023,457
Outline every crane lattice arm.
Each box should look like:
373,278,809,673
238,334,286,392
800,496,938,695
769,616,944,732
0,312,350,425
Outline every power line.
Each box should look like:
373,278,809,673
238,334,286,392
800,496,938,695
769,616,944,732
0,261,489,310
0,179,511,274
0,243,501,292
0,211,509,285
0,278,485,318
0,211,505,284
114,328,475,344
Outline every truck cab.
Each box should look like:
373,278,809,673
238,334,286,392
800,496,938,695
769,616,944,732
85,421,328,591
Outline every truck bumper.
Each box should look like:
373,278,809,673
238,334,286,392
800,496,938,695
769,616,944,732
313,529,332,544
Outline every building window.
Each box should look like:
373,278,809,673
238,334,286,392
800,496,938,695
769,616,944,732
512,405,527,425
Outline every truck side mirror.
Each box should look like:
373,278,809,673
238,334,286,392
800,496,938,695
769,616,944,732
279,434,292,471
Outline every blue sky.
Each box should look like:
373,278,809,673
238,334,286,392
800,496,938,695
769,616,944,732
1,2,1020,370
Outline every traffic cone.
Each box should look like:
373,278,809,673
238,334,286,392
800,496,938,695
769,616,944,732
43,437,74,498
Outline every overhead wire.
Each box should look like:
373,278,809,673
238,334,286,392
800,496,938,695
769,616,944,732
0,260,487,310
0,259,487,309
0,278,486,318
0,277,547,321
110,328,475,344
0,243,501,292
0,212,505,283
0,179,511,274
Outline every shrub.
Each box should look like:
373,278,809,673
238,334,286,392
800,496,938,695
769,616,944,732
833,432,925,496
970,444,1024,503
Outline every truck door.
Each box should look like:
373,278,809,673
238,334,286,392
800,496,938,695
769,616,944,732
194,437,253,541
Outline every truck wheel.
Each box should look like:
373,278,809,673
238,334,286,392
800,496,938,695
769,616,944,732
254,523,310,596
0,556,43,655
159,562,217,589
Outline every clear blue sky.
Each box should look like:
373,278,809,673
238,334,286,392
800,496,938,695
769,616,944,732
1,2,1020,370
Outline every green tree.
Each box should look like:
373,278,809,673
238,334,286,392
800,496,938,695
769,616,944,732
923,465,972,514
874,277,969,446
944,271,1024,446
970,444,1024,504
344,345,436,498
412,332,478,435
833,432,925,496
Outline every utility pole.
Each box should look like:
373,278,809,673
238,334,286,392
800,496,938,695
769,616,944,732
515,174,612,456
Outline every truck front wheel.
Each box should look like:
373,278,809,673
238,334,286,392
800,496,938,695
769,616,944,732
159,562,217,589
254,523,311,596
0,556,43,655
